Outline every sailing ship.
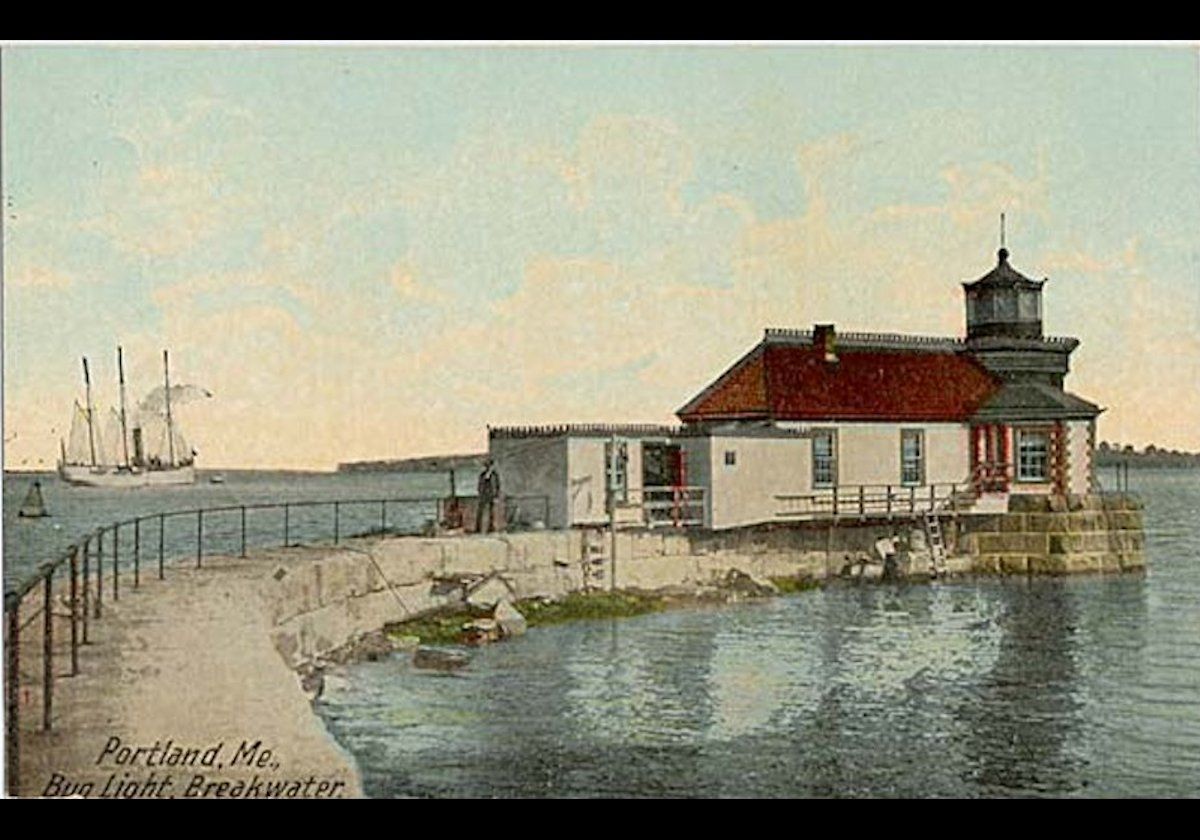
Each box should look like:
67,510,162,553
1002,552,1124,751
57,348,205,488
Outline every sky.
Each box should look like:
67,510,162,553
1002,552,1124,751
3,44,1199,470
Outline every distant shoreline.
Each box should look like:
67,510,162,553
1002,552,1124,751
2,467,339,477
1096,453,1200,470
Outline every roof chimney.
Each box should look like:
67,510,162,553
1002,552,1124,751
814,323,838,363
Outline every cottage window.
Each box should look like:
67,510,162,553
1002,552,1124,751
1017,429,1050,482
812,430,837,488
605,440,629,503
724,450,737,467
900,429,924,486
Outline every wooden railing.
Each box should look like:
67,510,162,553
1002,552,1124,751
775,482,969,521
623,486,705,528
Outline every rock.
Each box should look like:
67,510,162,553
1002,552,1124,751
412,647,470,671
493,599,528,637
298,666,325,701
462,617,501,645
389,634,421,652
353,632,395,662
720,568,780,598
466,573,516,610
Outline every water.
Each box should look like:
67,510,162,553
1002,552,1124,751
2,469,462,590
316,470,1200,798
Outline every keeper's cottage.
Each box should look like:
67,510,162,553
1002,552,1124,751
490,246,1102,531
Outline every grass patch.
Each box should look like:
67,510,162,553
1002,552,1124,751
385,610,475,646
384,590,668,646
769,576,823,595
517,590,667,627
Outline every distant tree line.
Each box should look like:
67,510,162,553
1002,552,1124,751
1096,441,1200,468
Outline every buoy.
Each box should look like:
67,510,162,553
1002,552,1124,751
18,481,48,518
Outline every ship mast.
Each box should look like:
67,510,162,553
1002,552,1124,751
117,346,131,469
82,356,97,467
163,349,176,466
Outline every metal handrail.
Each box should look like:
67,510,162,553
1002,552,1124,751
2,490,548,796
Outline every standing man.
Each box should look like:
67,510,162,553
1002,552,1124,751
476,458,501,534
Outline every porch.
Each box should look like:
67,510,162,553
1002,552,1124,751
775,482,976,522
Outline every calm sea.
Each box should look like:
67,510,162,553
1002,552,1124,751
2,469,462,590
313,470,1200,798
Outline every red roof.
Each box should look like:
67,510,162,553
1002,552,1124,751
678,339,1000,423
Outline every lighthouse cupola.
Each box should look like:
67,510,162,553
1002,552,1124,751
963,247,1046,342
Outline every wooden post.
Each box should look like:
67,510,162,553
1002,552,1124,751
134,518,141,589
858,485,865,518
909,485,916,514
69,548,79,676
283,504,290,547
158,514,165,579
43,574,53,730
609,433,618,591
381,500,387,534
886,485,892,517
196,510,203,568
240,506,247,558
334,502,340,545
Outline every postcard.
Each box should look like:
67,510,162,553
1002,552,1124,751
3,41,1198,799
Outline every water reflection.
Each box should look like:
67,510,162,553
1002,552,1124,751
319,470,1200,799
956,579,1082,796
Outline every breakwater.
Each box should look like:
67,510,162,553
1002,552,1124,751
269,494,1145,668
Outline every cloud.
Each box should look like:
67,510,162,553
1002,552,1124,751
6,102,1198,469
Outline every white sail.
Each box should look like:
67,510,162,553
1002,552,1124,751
137,412,192,466
97,407,124,467
65,401,92,464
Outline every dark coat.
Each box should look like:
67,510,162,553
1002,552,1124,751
478,467,500,501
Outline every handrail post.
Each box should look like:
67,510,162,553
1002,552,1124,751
334,501,340,544
196,510,203,568
43,572,53,730
6,597,19,796
929,483,936,511
95,529,103,618
886,484,892,517
81,538,90,643
832,487,839,518
240,506,247,558
158,513,165,579
134,518,141,589
283,504,290,547
910,485,916,514
858,485,865,518
112,523,119,602
381,500,387,534
69,548,79,675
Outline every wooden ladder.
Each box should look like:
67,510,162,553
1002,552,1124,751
581,528,608,591
923,511,948,579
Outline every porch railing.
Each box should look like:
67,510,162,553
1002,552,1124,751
622,486,705,528
775,482,967,521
